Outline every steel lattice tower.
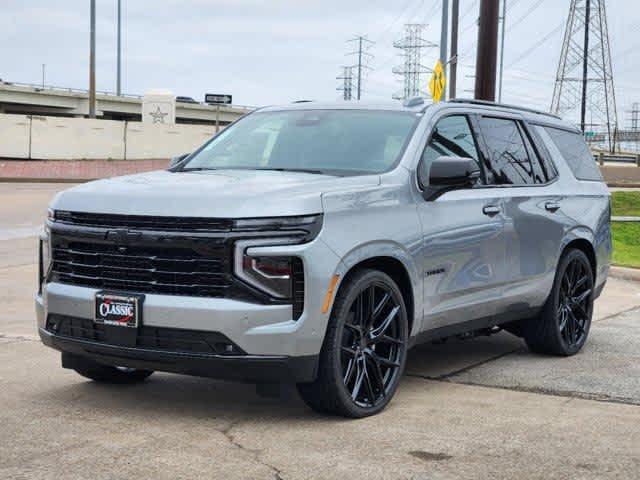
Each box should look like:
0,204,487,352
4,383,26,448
551,0,618,151
392,24,437,101
337,66,355,101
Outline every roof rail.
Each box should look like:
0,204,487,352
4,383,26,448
403,97,425,108
448,98,561,120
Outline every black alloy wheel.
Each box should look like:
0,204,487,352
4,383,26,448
557,256,593,349
340,283,405,408
297,269,408,417
524,248,594,356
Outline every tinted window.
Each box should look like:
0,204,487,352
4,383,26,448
543,127,603,181
419,115,480,187
477,117,543,185
182,110,419,175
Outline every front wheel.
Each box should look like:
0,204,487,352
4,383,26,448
523,248,594,356
297,269,408,418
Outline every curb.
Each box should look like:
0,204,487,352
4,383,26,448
607,183,640,188
609,266,640,282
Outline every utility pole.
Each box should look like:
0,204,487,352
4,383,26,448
474,0,500,101
117,0,122,96
449,0,459,99
346,36,373,100
41,64,46,88
440,0,449,101
498,0,506,102
89,0,97,118
580,0,591,133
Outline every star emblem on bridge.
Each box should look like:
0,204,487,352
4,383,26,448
149,106,168,124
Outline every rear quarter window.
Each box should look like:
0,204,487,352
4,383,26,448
542,127,603,181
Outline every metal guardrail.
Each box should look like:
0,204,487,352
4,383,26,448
593,153,640,166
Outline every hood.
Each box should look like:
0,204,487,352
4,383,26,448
51,169,381,218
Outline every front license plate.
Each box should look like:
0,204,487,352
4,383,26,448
95,292,142,328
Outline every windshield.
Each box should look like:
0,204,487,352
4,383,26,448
180,109,420,175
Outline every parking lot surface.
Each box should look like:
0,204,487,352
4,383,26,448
1,183,639,480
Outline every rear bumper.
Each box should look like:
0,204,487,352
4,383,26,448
39,327,318,383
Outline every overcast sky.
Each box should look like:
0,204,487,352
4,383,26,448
1,0,639,126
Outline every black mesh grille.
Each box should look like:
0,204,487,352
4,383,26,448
55,210,233,233
46,314,245,355
51,238,232,297
292,258,305,320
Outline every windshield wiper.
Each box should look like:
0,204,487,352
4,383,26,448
251,167,327,175
179,167,219,172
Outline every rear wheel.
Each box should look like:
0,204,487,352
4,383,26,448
297,269,408,418
523,248,594,356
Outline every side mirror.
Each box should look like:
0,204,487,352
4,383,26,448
423,156,481,201
169,153,190,169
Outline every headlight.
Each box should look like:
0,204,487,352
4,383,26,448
234,238,302,300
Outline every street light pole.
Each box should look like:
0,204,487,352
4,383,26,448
89,0,97,118
439,0,449,101
117,0,122,96
498,0,506,102
449,0,459,99
474,0,500,101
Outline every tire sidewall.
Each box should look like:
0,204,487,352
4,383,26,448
328,270,409,417
551,249,594,355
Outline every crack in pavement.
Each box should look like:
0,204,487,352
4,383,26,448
406,347,524,381
0,333,39,342
220,419,286,480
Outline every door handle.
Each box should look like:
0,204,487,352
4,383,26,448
545,201,560,212
482,205,501,216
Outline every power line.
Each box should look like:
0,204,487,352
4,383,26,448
506,21,564,68
506,0,547,32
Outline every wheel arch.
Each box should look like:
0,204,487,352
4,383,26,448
559,228,597,281
333,247,419,337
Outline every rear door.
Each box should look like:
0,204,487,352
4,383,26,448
415,113,507,333
472,114,565,314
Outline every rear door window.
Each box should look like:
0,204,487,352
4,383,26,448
476,116,545,185
542,127,603,181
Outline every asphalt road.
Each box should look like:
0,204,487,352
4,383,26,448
1,183,639,480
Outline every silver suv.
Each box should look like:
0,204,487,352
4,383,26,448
37,99,611,417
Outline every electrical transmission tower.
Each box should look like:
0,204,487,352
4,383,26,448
392,24,437,101
345,36,374,100
337,66,355,101
551,0,618,152
630,102,639,130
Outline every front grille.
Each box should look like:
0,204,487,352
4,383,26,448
46,314,245,355
51,237,232,297
55,210,233,233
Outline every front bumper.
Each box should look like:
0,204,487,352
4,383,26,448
38,327,317,383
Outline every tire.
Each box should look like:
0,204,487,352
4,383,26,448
71,357,154,384
297,269,409,418
523,248,594,356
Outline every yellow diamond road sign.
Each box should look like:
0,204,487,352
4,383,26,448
429,60,446,103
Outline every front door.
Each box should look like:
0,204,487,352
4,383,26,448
415,114,507,334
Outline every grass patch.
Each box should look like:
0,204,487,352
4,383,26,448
612,222,640,268
611,191,640,217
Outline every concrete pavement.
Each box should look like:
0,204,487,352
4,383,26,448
1,183,639,480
